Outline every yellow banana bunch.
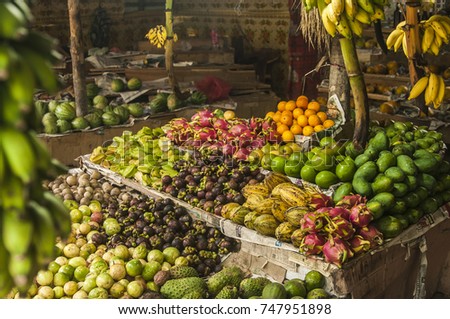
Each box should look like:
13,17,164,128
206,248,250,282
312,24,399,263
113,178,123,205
419,15,450,55
0,0,70,296
408,72,447,109
145,25,168,48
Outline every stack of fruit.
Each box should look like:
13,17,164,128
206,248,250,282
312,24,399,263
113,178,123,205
265,95,335,141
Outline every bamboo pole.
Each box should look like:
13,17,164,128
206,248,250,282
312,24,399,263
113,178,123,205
68,0,88,117
339,37,369,149
165,0,184,98
328,38,350,122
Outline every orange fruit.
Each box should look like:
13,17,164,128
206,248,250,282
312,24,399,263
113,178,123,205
317,111,327,123
323,119,335,129
314,125,325,133
296,95,309,109
308,114,321,127
277,124,290,135
280,114,293,126
277,101,287,112
292,108,303,119
307,101,321,112
290,124,303,135
304,109,316,117
281,110,293,118
297,115,308,127
282,130,295,142
272,111,282,123
302,126,315,136
265,111,276,119
285,100,297,111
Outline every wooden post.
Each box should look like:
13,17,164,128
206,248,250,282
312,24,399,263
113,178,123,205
68,0,88,117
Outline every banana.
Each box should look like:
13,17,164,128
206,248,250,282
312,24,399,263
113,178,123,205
42,191,71,240
354,7,371,25
0,2,28,39
344,0,358,19
433,75,446,109
430,20,449,43
336,15,352,39
393,31,404,52
331,0,344,16
386,29,403,50
402,31,408,57
356,0,375,15
396,21,406,30
28,200,57,265
408,76,429,100
427,72,440,105
317,0,327,13
321,6,337,37
346,13,363,37
433,30,443,49
1,177,34,256
438,19,450,34
370,4,385,22
0,127,36,184
429,41,440,55
324,4,340,24
421,24,435,53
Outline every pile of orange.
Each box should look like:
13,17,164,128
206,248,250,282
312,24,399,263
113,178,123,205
265,95,335,142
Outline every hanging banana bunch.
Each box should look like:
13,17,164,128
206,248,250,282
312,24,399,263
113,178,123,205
145,24,178,48
408,72,446,109
303,0,388,39
0,0,70,297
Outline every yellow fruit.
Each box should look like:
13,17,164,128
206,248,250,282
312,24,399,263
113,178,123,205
273,111,282,123
303,125,315,136
280,114,293,126
292,108,303,119
308,114,321,127
307,101,321,112
265,111,275,119
285,100,297,111
282,130,295,142
323,119,335,128
304,109,316,117
224,110,235,120
297,115,308,127
316,111,328,122
296,95,309,108
314,125,325,132
277,124,290,135
290,124,303,135
277,101,286,111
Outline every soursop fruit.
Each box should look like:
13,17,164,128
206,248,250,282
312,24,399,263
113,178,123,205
239,277,272,299
182,290,206,299
169,265,199,279
160,277,207,299
206,266,244,296
215,286,239,299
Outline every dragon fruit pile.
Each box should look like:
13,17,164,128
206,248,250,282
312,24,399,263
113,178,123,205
297,194,384,268
164,109,281,161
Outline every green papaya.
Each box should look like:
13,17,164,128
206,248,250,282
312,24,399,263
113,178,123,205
354,161,378,181
384,166,406,182
375,215,403,239
414,157,438,174
332,182,353,202
404,175,418,191
354,154,370,168
391,214,409,230
418,198,439,215
417,173,437,193
415,186,429,201
369,192,395,211
376,152,396,173
391,144,413,157
389,200,407,215
371,174,394,194
335,160,356,182
403,192,421,208
369,130,389,152
404,208,423,225
352,177,373,198
392,183,409,197
366,200,384,220
396,155,417,176
363,145,380,160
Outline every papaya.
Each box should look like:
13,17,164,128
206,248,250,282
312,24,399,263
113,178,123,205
415,186,429,201
369,130,389,152
352,177,373,198
375,215,403,238
354,161,378,181
404,175,418,191
391,214,409,230
414,157,438,174
404,208,423,224
376,151,396,173
354,154,371,168
417,173,437,193
332,182,353,202
389,200,407,215
396,155,417,176
403,192,421,208
315,171,339,189
371,174,394,194
369,192,395,211
363,145,380,160
391,144,413,157
366,200,384,220
384,166,405,182
392,183,409,197
394,121,408,132
419,198,439,215
428,142,443,153
335,160,356,182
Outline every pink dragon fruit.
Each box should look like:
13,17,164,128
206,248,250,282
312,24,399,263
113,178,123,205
300,212,325,233
299,233,327,256
327,207,350,220
324,216,355,240
322,236,354,268
308,193,333,210
357,224,384,248
349,235,372,255
335,194,366,208
349,203,373,228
